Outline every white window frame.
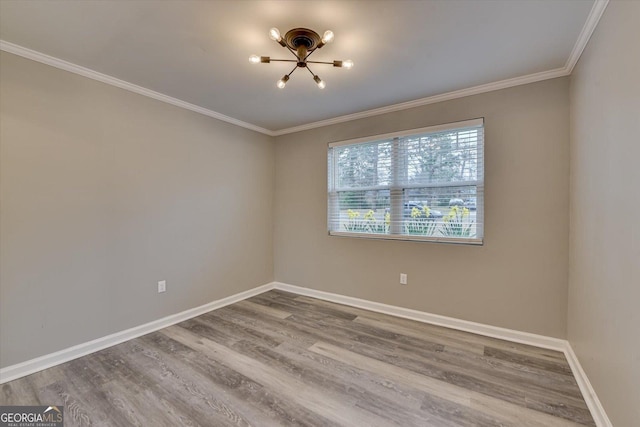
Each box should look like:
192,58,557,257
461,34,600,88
328,118,484,245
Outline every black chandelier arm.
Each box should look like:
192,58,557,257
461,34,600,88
307,60,349,68
305,64,326,88
305,64,318,78
268,58,298,63
272,37,298,58
264,58,344,67
306,60,335,65
286,64,298,77
302,48,316,62
284,44,298,58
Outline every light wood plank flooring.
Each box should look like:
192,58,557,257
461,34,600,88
1,290,595,426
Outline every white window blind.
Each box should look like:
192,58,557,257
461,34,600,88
328,118,484,244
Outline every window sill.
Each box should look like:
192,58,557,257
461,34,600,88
329,231,483,245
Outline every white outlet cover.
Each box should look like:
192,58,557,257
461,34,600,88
158,280,166,293
400,274,407,285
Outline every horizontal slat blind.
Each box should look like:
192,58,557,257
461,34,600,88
328,119,484,244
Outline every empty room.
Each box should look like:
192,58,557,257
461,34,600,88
0,0,637,426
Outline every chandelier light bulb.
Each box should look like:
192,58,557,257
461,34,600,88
269,27,282,42
343,59,354,69
277,75,290,89
249,55,260,64
321,30,334,44
314,75,326,89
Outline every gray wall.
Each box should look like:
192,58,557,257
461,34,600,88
0,52,275,367
274,77,570,338
568,1,640,425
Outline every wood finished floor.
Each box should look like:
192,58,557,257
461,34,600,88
1,290,595,426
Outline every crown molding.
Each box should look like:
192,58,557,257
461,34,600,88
565,0,609,73
0,40,276,136
271,67,569,136
0,0,607,137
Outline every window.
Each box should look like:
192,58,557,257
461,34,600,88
328,118,484,244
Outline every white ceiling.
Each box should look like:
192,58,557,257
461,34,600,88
0,0,600,134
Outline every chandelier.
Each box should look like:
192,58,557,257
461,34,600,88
249,27,353,89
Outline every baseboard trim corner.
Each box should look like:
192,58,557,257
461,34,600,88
0,282,276,384
563,342,613,427
272,281,612,427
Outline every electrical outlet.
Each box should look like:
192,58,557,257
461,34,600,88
400,273,407,285
158,280,166,293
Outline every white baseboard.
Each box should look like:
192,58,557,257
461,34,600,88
272,281,612,427
1,280,611,426
563,343,613,427
273,282,566,351
0,282,275,384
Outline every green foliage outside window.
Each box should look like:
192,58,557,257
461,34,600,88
441,206,474,237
